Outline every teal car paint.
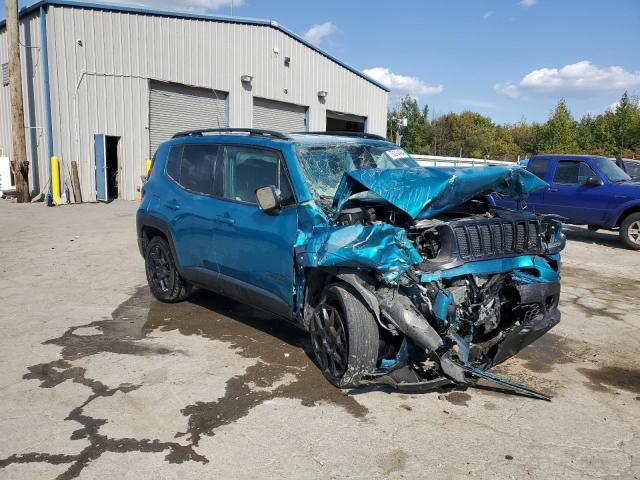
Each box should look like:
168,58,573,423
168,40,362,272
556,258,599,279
138,130,564,398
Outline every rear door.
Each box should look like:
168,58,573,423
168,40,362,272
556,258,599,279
212,144,298,317
161,143,224,280
524,158,550,212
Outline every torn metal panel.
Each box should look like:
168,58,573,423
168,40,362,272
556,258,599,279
332,166,548,219
300,223,422,283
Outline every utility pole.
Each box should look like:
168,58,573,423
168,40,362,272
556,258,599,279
7,0,30,203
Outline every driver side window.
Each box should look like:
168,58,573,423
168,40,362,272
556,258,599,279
553,161,596,185
222,146,294,206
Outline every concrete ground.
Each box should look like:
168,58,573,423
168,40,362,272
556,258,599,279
0,199,638,480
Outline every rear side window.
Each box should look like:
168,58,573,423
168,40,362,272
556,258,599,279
553,161,596,185
222,146,294,206
166,144,219,196
528,159,549,180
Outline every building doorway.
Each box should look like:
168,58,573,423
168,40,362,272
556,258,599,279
94,134,120,201
105,136,120,200
326,111,366,133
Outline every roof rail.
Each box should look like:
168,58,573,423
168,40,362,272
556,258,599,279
293,131,388,141
171,128,291,140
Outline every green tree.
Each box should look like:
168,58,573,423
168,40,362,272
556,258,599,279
532,99,578,153
388,96,430,154
385,93,640,160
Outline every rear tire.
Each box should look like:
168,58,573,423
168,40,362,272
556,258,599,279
309,283,379,388
145,236,193,302
620,213,640,250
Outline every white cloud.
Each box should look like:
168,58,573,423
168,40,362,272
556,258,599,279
483,10,495,19
458,99,496,109
519,0,537,6
495,60,640,99
99,0,244,13
363,67,443,99
303,21,337,45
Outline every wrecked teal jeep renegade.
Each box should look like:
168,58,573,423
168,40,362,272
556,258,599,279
137,129,565,399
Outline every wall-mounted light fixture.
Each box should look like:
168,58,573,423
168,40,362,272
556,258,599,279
284,56,291,67
317,90,328,98
240,74,253,84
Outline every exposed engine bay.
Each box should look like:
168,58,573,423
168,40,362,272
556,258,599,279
307,193,565,399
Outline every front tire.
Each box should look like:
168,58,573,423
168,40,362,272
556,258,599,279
145,236,193,302
309,283,379,388
620,213,640,250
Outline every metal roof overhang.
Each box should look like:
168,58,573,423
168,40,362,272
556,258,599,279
0,0,390,92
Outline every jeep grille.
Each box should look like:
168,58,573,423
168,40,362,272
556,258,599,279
454,219,542,259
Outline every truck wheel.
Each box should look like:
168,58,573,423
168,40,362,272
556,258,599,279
620,213,640,250
145,236,193,302
309,283,379,388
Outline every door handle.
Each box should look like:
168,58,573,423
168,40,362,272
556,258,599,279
164,199,180,210
213,215,235,225
549,188,559,192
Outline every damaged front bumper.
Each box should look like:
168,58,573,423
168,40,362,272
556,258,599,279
363,255,562,400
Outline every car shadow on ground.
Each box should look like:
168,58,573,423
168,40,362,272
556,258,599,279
150,288,313,357
563,225,626,249
179,291,550,401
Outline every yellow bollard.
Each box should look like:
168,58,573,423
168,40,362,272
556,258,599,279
51,156,60,205
146,159,152,175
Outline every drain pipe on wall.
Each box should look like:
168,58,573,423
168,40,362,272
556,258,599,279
40,5,56,206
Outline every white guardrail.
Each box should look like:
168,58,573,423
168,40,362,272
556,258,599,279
412,154,514,168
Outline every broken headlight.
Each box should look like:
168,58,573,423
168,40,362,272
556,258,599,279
540,215,565,254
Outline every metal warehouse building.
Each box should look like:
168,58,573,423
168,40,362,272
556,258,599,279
0,0,389,201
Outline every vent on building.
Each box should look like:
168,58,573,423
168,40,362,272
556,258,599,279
1,63,8,87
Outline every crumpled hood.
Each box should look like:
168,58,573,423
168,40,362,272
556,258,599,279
332,166,548,220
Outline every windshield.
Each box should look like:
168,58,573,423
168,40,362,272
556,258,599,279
296,143,419,199
593,157,631,182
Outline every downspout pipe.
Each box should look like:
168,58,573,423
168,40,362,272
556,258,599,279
40,5,54,200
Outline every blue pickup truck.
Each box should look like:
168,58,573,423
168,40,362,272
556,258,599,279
494,154,640,249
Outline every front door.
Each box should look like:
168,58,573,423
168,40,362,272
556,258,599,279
94,134,108,201
212,144,298,318
541,159,608,224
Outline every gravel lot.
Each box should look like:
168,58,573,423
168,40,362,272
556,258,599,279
0,200,638,480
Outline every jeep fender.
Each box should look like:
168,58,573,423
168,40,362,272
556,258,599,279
137,213,184,273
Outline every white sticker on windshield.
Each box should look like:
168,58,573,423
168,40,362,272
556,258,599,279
385,148,409,160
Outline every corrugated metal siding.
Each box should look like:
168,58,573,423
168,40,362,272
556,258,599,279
30,5,388,200
0,12,49,196
252,97,306,132
149,81,227,156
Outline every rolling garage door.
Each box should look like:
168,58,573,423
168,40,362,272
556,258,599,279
149,81,227,156
253,98,307,132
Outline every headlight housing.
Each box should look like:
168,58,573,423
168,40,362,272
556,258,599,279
540,215,566,254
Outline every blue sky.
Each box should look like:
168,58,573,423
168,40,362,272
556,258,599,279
4,0,640,124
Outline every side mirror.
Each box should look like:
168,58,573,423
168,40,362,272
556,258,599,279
585,176,603,187
255,185,282,215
